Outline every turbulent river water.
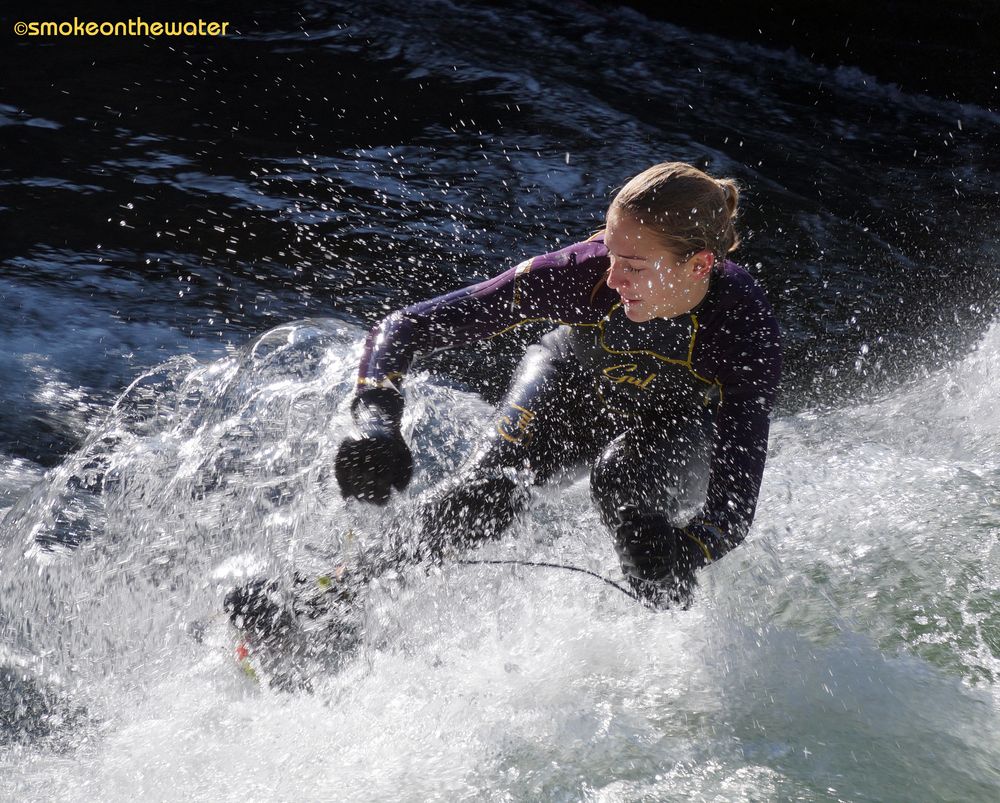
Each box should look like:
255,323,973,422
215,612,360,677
2,1,1000,799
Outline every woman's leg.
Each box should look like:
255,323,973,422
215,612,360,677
589,411,715,607
416,335,601,558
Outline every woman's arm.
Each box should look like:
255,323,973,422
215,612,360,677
694,297,783,552
355,236,611,392
336,236,612,503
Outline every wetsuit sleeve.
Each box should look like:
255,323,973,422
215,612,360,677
355,239,610,391
698,300,783,546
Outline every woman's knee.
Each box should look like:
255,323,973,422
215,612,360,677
590,432,683,529
589,421,712,529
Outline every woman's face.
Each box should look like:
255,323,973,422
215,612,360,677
604,210,713,322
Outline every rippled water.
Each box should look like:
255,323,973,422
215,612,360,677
2,1,1000,799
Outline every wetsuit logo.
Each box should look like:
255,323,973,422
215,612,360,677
602,363,657,390
496,402,536,443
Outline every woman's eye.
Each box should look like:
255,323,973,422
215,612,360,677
611,255,643,274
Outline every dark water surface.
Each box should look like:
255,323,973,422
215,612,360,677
2,0,998,464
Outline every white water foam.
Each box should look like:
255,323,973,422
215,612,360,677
1,315,999,799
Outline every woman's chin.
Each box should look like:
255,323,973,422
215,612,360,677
623,303,650,322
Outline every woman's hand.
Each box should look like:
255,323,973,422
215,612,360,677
334,387,413,505
614,512,721,609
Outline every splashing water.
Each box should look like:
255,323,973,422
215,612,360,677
1,316,999,800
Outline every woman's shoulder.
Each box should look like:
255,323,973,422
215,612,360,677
512,232,609,281
712,260,776,314
540,229,607,258
703,260,782,350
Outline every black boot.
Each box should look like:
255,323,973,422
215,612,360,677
225,568,360,639
223,577,296,642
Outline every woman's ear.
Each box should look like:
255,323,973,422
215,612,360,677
689,250,715,278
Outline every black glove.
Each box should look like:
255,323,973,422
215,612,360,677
682,520,732,563
334,387,413,505
614,513,724,609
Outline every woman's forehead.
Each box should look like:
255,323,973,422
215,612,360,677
606,212,666,256
606,211,647,241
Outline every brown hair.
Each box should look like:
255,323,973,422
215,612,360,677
609,162,741,258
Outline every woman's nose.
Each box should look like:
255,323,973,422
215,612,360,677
607,263,629,291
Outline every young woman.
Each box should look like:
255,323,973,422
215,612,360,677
332,161,783,608
226,162,782,649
